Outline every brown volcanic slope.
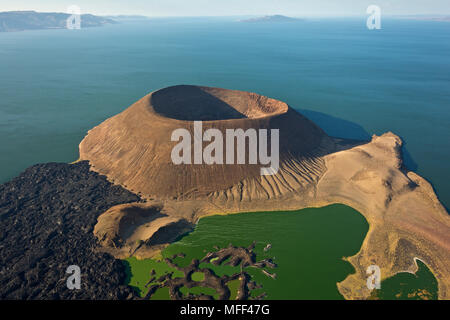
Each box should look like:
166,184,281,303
80,85,450,300
80,85,334,200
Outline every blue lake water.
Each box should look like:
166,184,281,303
0,17,449,208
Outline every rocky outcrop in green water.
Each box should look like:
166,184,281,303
142,242,277,300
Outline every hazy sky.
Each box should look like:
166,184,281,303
0,0,449,16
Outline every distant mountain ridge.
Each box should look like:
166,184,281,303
403,15,450,22
239,15,302,23
0,11,117,32
103,15,150,21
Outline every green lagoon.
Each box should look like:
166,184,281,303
125,204,369,299
124,204,438,300
371,260,438,300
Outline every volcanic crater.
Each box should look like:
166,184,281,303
79,85,333,201
1,85,445,300
82,85,449,300
78,86,450,302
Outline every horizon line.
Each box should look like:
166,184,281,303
1,10,450,18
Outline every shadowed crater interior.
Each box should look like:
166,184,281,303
150,85,286,121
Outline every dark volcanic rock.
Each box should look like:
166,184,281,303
0,161,141,299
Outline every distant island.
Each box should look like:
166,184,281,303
102,15,151,21
408,16,450,22
0,11,117,32
398,15,450,22
239,15,301,23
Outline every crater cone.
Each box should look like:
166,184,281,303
79,85,334,199
80,86,450,300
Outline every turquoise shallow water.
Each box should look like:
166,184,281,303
0,17,449,208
